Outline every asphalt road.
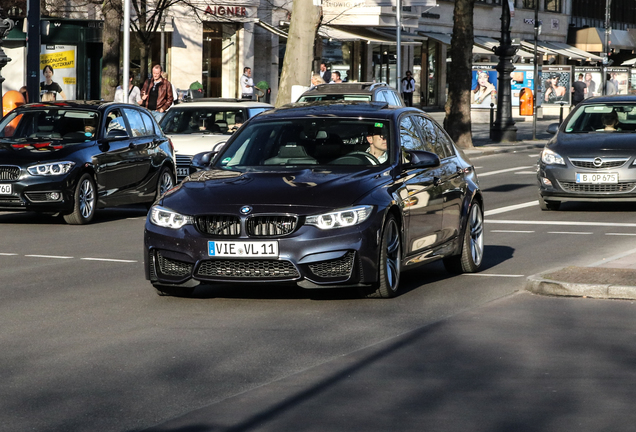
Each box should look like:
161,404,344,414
2,147,636,431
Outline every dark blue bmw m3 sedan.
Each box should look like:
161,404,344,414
144,102,484,298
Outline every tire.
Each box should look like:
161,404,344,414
362,215,401,298
153,283,195,297
443,200,484,274
538,194,560,211
147,167,175,209
63,173,97,225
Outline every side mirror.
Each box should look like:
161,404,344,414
106,129,129,139
191,151,216,170
404,150,441,169
547,123,559,134
212,141,226,153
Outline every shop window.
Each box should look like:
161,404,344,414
544,0,561,13
520,0,536,9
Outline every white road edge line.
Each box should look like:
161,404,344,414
490,230,535,233
0,253,18,256
81,258,138,263
547,231,593,235
25,254,74,259
486,220,636,227
484,201,538,216
606,233,636,236
589,246,636,267
479,166,534,177
462,274,525,278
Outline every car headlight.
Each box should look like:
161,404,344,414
149,206,194,229
306,205,373,230
27,161,75,176
541,149,565,165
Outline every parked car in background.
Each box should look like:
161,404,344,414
538,96,636,210
159,99,273,181
0,101,175,224
297,82,405,106
144,101,484,298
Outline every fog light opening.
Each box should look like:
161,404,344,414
541,177,553,187
46,192,62,201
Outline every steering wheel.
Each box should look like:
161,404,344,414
331,151,380,165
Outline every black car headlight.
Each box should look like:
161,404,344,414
306,205,373,230
27,161,75,176
541,149,565,166
149,205,194,229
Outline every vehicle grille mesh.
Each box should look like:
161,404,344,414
570,160,627,169
156,251,193,277
176,155,193,166
247,215,297,237
308,251,355,278
0,166,20,181
196,259,299,279
558,181,636,193
196,215,241,236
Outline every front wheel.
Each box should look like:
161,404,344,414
63,173,97,225
362,215,401,298
443,200,484,274
147,167,175,209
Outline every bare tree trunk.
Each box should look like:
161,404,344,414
444,0,475,149
275,0,321,107
101,0,122,101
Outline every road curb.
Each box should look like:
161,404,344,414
525,273,636,300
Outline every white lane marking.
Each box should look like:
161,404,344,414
127,217,146,220
479,166,534,177
25,254,74,259
462,274,525,278
0,253,18,256
486,220,636,228
528,154,540,157
484,201,538,216
514,171,537,175
81,257,138,263
490,230,535,233
547,231,593,235
606,233,636,236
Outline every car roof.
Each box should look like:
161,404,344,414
577,95,636,105
250,101,419,121
15,100,122,111
301,82,396,96
175,99,274,108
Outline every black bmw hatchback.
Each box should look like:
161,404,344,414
144,102,484,298
0,101,176,224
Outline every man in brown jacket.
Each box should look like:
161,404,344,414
140,64,174,121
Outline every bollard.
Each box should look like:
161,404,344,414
489,102,495,139
559,101,565,124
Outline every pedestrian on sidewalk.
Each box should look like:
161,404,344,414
140,64,174,122
319,62,331,83
240,67,254,100
401,70,415,107
114,75,142,105
572,73,586,106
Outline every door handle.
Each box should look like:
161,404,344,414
433,176,442,186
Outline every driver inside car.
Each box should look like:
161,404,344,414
366,124,388,164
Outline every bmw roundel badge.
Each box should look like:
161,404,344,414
240,205,252,215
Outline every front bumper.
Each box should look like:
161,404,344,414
0,173,76,213
538,164,636,202
144,217,383,289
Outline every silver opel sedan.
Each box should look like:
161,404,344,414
538,96,636,210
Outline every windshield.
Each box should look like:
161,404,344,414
0,109,100,142
298,94,372,102
564,103,636,133
160,107,245,135
214,118,391,169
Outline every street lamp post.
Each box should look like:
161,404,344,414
0,7,15,113
491,1,518,143
160,16,166,73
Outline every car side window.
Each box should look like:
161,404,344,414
106,109,128,134
386,91,400,106
400,116,433,153
375,91,387,103
140,110,156,135
413,115,446,158
123,108,148,137
435,124,456,157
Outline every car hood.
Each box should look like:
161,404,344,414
161,167,388,214
167,134,229,157
0,140,92,162
551,132,636,156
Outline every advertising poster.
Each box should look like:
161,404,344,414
574,67,602,99
471,66,498,108
40,45,77,101
631,69,636,95
607,67,629,95
540,65,571,105
510,65,539,107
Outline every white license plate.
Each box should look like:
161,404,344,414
208,241,279,257
177,168,189,177
576,173,618,184
0,184,12,195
